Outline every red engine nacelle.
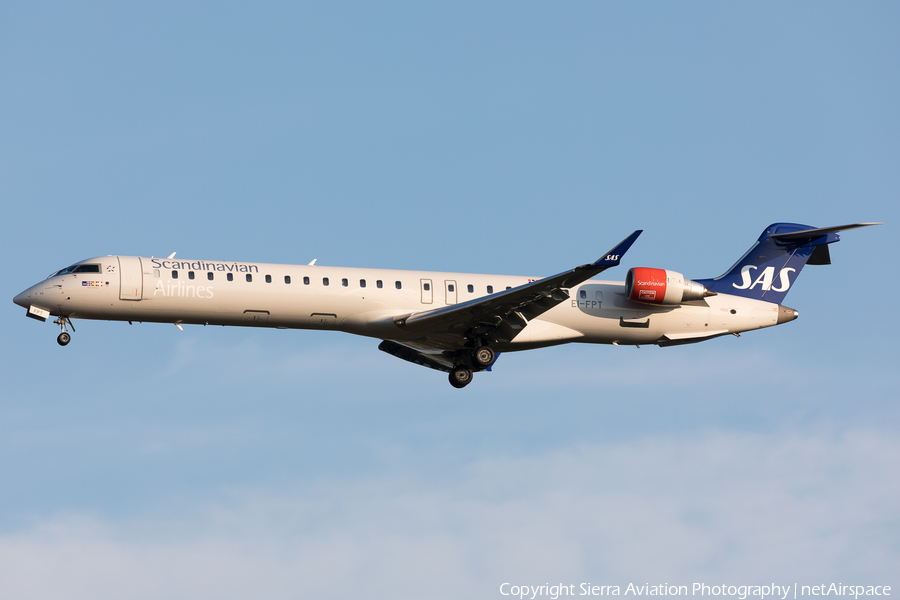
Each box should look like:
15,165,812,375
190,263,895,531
624,267,714,305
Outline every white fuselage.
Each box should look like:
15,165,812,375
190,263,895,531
14,255,784,351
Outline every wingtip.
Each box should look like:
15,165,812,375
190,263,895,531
591,229,643,267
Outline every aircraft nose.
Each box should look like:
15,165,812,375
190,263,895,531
13,288,30,308
776,304,799,324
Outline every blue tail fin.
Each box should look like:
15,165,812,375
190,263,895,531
696,222,878,304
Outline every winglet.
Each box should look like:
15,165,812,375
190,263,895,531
591,230,642,268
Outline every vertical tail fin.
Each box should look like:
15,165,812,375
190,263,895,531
696,222,880,304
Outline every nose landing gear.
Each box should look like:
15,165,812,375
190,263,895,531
54,316,74,346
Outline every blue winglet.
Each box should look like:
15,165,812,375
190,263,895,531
591,230,643,268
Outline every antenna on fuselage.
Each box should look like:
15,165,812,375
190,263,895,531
167,252,176,259
308,259,317,265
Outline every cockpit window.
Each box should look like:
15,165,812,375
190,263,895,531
50,264,101,277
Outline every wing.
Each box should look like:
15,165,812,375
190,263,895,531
387,230,642,351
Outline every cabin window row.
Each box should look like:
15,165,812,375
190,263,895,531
154,270,509,294
155,269,401,288
318,277,400,289
579,290,604,300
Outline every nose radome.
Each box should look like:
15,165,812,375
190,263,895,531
13,289,30,308
777,304,799,324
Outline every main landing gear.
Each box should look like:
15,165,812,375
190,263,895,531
449,366,473,389
448,345,498,389
54,316,74,346
473,346,496,369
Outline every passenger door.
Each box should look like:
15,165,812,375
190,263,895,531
118,256,143,300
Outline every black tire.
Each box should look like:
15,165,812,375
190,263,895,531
449,366,473,389
473,346,495,369
57,332,71,346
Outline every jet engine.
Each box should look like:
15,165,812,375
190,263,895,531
624,267,715,305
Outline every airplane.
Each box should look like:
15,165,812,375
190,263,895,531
13,222,880,388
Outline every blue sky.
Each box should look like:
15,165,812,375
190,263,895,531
1,3,897,598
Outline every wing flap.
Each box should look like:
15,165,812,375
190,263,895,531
378,340,454,372
393,230,642,346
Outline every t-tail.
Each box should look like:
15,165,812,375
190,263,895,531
696,222,881,305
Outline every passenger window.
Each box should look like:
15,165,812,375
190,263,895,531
423,283,430,291
342,278,348,287
285,275,291,284
227,273,233,282
580,290,586,299
506,286,511,290
303,276,310,285
246,274,252,282
377,280,383,289
467,284,473,293
265,275,272,283
323,277,329,286
188,271,195,280
448,284,454,292
487,285,493,294
172,271,178,279
360,279,366,288
153,269,160,278
207,272,214,281
596,291,603,301
395,281,402,290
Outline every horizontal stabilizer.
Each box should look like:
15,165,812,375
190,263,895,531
769,222,882,243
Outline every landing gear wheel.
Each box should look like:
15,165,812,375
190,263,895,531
54,316,74,345
473,346,496,369
449,366,473,389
